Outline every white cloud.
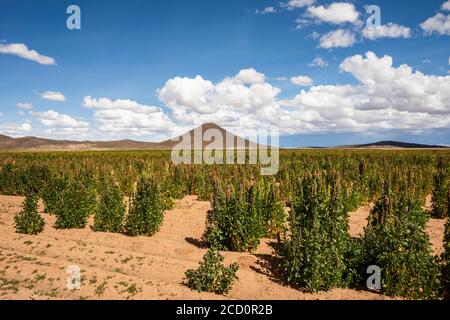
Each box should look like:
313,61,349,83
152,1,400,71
319,29,356,48
291,75,314,86
339,52,450,114
233,68,266,85
308,56,328,67
442,0,450,11
16,102,33,110
280,52,450,133
0,43,56,65
307,2,360,25
0,122,33,136
256,7,277,14
31,110,89,130
362,23,411,40
158,69,286,132
420,13,450,35
285,0,316,10
83,96,175,137
40,91,66,102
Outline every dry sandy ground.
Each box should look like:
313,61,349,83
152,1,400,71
0,195,445,300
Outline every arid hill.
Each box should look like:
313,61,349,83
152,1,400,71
0,123,258,151
338,141,448,149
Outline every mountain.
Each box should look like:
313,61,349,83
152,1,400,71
338,141,448,149
0,123,257,151
1,128,447,151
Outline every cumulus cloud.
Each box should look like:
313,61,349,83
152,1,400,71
443,0,450,11
291,75,314,86
339,52,450,114
319,29,356,48
307,2,360,25
0,122,32,136
233,68,266,85
83,96,175,137
40,91,66,102
279,52,450,134
362,23,411,40
0,43,56,65
308,56,329,67
420,13,450,35
30,110,89,130
16,103,33,110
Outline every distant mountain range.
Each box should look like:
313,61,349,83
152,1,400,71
0,124,447,150
0,123,256,151
336,141,449,149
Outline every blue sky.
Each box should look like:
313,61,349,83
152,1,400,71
0,0,449,147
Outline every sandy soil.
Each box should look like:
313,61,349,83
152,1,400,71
0,194,444,300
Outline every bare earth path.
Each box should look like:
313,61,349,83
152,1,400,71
0,194,443,300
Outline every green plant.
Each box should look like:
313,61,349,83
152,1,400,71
123,176,164,236
14,193,45,235
53,181,97,229
442,212,450,299
92,178,125,233
204,180,266,252
185,249,239,294
279,173,349,293
360,185,441,299
42,178,67,214
432,169,449,218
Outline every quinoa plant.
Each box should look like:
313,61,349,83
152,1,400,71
93,178,125,233
53,180,97,229
185,249,239,294
14,193,45,235
123,176,164,236
360,184,440,299
279,172,349,292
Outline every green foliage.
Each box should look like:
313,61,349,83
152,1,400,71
123,176,164,236
42,178,67,214
279,172,350,292
14,193,45,235
185,249,239,294
359,185,441,299
442,217,450,299
432,169,449,218
92,178,125,233
53,181,97,229
205,179,284,252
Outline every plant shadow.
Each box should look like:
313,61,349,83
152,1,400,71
185,237,207,249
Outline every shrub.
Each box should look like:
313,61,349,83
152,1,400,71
123,177,164,236
185,249,239,294
360,186,441,299
262,181,286,239
204,180,268,252
442,214,450,299
279,173,349,292
14,193,45,235
54,181,97,229
42,178,67,214
93,179,125,233
432,169,449,218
